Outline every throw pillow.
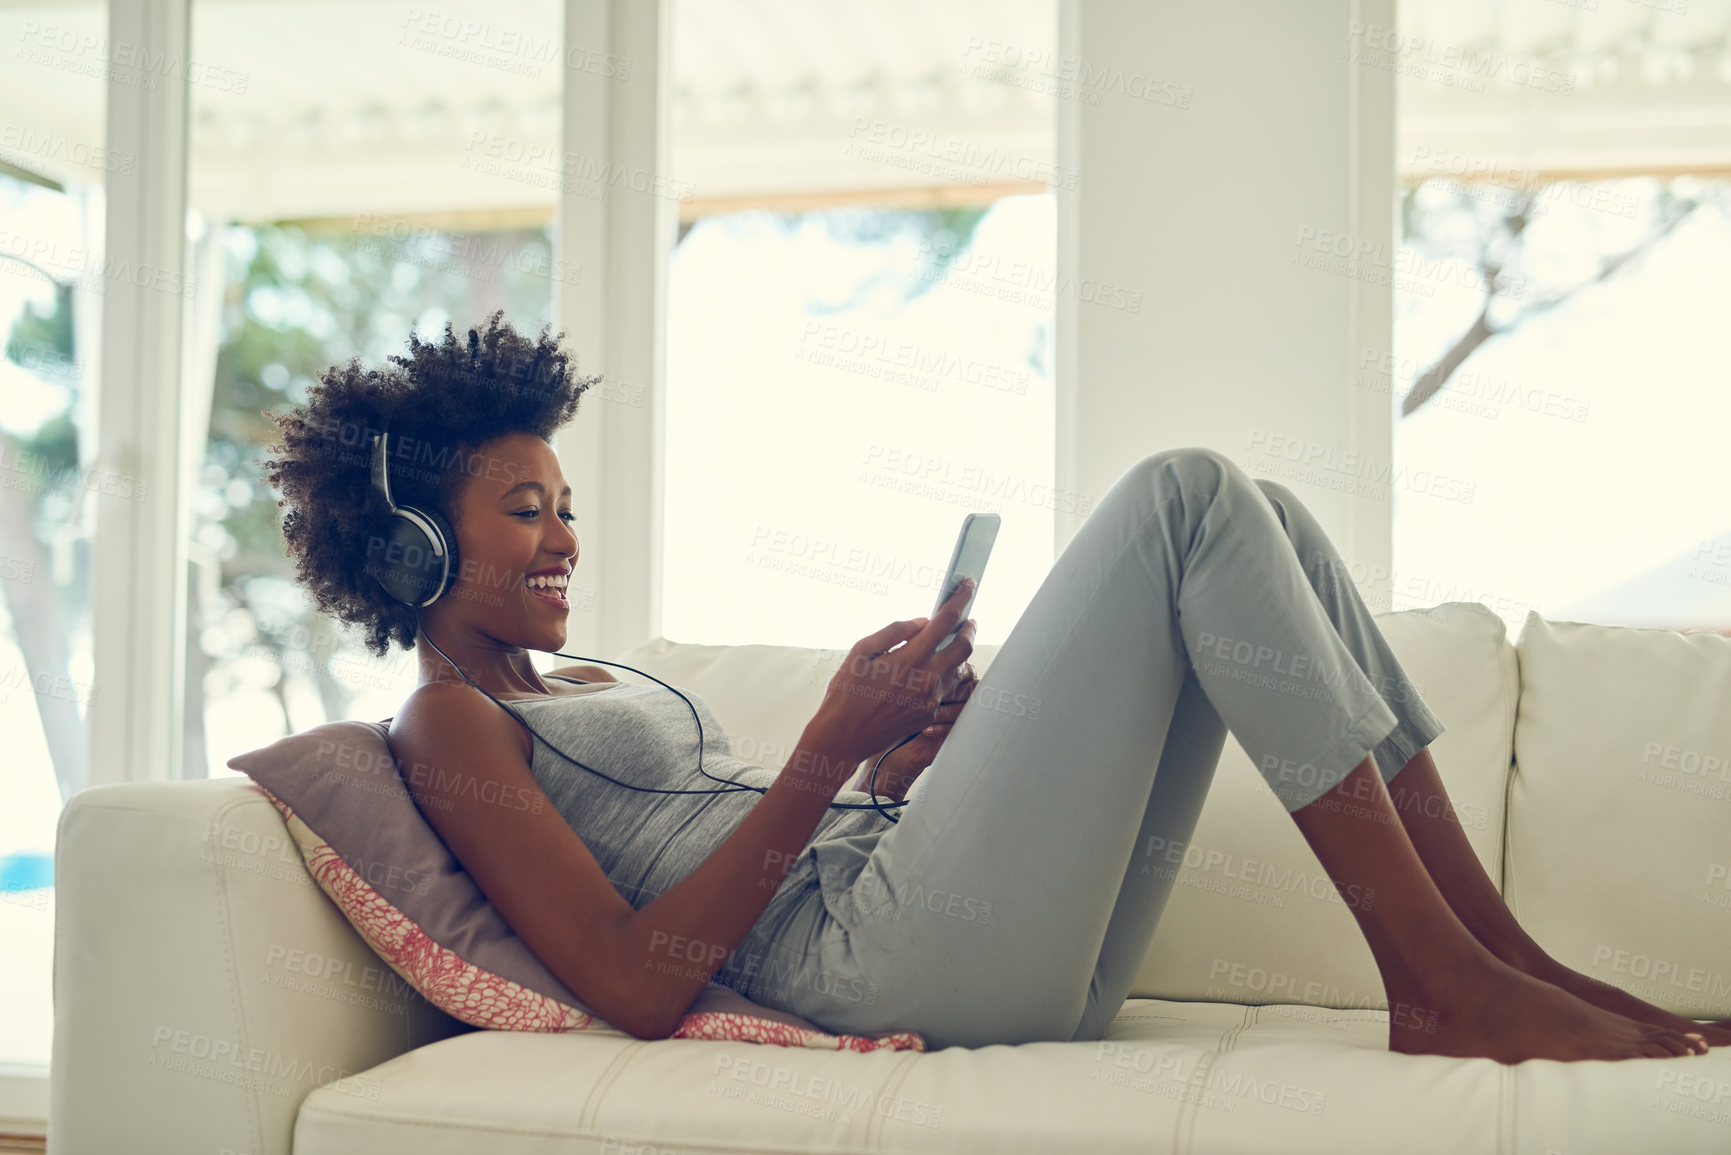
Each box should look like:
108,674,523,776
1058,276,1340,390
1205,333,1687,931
229,718,923,1051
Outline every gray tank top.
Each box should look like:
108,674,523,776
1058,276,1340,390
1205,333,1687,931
502,676,895,938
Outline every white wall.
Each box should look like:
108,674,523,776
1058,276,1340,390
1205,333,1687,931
1056,0,1396,604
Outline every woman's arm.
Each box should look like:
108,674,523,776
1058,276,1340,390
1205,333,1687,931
391,683,863,1040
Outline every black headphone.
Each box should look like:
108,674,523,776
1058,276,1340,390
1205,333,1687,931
367,420,914,822
368,418,459,607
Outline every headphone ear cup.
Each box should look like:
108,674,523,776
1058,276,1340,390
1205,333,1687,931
372,505,456,607
419,506,458,603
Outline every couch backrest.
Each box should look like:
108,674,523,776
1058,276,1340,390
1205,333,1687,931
615,601,1519,1012
1503,613,1731,1021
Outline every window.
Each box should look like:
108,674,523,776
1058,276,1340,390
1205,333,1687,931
182,0,561,778
662,0,1059,649
0,0,107,1072
1394,174,1731,631
1391,1,1731,632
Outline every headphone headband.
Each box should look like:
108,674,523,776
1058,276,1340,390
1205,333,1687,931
370,419,396,510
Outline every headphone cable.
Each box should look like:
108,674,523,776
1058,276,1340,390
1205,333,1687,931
416,622,912,823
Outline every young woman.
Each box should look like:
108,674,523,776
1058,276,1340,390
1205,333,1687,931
264,313,1722,1062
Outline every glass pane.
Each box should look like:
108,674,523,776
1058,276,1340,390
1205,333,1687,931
1395,174,1731,632
663,199,1056,648
0,0,107,1073
186,0,561,780
664,0,1058,649
1392,1,1731,633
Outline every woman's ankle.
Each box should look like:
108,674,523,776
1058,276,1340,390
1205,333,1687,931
1455,917,1560,979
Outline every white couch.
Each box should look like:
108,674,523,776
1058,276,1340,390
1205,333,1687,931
49,602,1731,1153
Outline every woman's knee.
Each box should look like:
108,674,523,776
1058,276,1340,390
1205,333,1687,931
1254,477,1299,532
1126,446,1252,504
1253,477,1333,570
1102,448,1269,554
1253,474,1337,531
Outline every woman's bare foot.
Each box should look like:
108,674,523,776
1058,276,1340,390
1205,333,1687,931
1371,749,1729,1048
1387,956,1709,1063
1284,755,1710,1063
1513,956,1731,1047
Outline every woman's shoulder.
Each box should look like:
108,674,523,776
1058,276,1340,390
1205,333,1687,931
391,680,535,763
547,663,619,683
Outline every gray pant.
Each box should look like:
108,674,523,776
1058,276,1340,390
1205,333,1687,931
725,447,1446,1050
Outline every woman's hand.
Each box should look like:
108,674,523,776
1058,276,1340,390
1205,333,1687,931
853,663,978,800
811,580,979,772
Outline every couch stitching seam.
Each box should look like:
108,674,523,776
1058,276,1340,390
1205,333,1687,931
860,1052,921,1149
580,1040,648,1131
1174,1009,1243,1155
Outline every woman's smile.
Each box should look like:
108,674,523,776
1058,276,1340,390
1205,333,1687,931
525,570,571,611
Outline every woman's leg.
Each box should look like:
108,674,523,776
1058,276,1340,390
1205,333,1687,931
1379,746,1731,1045
1291,756,1701,1059
791,447,1703,1061
1253,478,1726,1045
1063,665,1228,1042
1065,475,1444,1043
1248,479,1448,783
790,446,1396,1048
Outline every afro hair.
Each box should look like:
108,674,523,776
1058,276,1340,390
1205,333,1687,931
259,310,597,657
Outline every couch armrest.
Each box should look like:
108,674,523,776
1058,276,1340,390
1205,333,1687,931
50,779,469,1155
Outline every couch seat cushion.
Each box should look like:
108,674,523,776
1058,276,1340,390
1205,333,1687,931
291,997,1731,1155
